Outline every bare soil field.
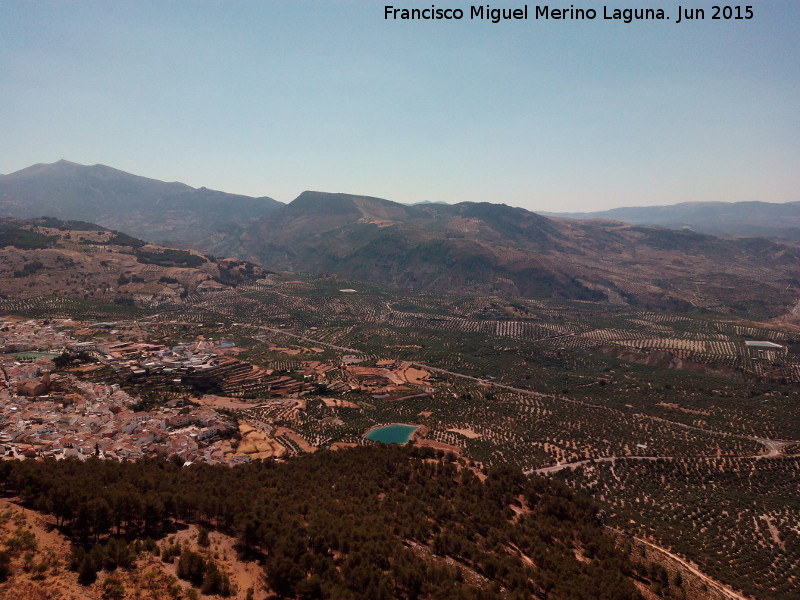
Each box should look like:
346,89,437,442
319,396,360,409
330,441,359,451
396,363,431,384
234,421,286,459
414,439,463,454
193,394,257,410
447,427,482,439
346,365,404,385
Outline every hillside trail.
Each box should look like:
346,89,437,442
614,530,755,600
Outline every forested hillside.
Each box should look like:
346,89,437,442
0,446,643,599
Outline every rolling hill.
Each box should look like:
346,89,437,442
0,160,283,247
0,217,266,305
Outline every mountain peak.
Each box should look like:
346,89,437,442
291,190,387,204
0,160,283,246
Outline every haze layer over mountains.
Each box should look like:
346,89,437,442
545,202,800,242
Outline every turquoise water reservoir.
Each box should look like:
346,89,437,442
364,424,419,444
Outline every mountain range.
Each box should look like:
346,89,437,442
543,201,800,241
209,191,798,317
1,161,799,318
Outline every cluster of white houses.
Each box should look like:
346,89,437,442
0,317,244,464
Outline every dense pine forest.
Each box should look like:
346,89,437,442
0,446,643,599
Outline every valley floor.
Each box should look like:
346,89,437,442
1,277,798,598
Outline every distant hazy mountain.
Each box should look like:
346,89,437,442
212,191,800,317
0,160,283,246
543,201,800,241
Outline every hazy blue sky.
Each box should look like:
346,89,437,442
2,1,798,211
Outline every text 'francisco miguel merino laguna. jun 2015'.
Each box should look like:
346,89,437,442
384,4,754,24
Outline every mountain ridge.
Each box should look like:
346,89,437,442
207,191,800,318
0,160,283,247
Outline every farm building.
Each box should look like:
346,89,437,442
744,340,786,359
